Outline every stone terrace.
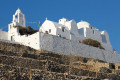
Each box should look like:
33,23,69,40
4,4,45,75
0,41,120,80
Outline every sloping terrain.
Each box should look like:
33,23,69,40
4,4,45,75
0,41,120,80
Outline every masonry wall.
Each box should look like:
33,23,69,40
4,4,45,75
39,32,120,63
86,27,102,43
0,29,8,40
13,32,40,50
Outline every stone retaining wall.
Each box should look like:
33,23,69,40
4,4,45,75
0,41,120,80
39,33,120,63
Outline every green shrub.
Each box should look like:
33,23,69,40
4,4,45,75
14,26,38,35
82,38,105,50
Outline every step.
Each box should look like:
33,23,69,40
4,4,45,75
0,55,47,70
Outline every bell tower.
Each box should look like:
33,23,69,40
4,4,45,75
12,8,26,27
8,8,26,41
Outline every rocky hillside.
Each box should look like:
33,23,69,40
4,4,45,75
0,41,120,80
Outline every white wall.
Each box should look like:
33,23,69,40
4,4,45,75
56,27,70,40
11,32,40,50
77,21,113,52
39,33,120,63
40,20,57,35
40,20,70,40
65,20,80,37
85,27,102,42
0,29,8,40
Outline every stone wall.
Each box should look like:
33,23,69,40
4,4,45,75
39,32,120,63
1,41,120,80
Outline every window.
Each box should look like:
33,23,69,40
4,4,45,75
15,14,18,19
49,29,51,33
91,27,92,29
101,35,107,43
11,36,13,41
93,30,94,34
62,27,65,32
45,31,48,34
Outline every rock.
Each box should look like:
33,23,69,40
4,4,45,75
99,67,112,73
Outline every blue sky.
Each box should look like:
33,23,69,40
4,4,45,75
0,0,120,53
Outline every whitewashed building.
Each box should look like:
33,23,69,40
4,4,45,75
40,18,113,52
0,8,119,63
40,19,70,40
0,8,113,52
77,21,113,51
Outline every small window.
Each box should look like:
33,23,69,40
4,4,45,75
93,30,94,34
91,27,92,29
45,31,48,34
49,29,51,33
62,27,65,32
11,36,13,41
101,35,107,43
15,14,18,19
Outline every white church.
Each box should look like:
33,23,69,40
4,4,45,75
40,17,113,52
1,8,119,63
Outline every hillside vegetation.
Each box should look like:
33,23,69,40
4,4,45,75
0,41,120,80
82,38,105,50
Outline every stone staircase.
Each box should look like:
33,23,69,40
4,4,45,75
0,41,120,80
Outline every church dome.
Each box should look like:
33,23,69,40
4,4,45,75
77,21,90,29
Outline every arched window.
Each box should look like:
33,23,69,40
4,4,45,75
45,31,48,34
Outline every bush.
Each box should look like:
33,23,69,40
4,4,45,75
82,38,105,50
14,26,38,35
